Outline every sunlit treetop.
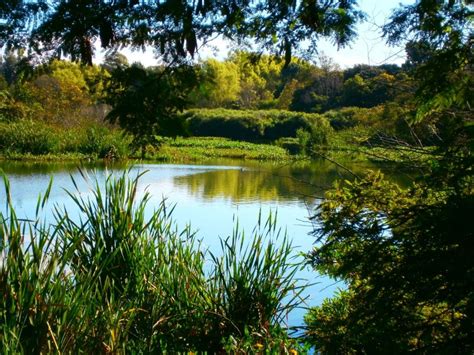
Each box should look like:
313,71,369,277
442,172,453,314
383,0,473,119
0,0,365,66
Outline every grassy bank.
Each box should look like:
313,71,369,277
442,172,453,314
0,135,292,163
146,136,291,162
0,119,292,162
0,171,306,353
0,108,435,167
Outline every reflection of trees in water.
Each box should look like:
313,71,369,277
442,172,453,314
175,169,300,202
173,160,383,203
1,159,412,204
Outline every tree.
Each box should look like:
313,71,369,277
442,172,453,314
191,59,241,107
2,1,365,67
306,167,474,352
276,79,299,109
383,0,473,120
306,0,473,352
0,51,33,85
25,60,91,125
340,73,370,106
340,71,397,108
292,70,343,112
102,52,129,72
105,64,197,155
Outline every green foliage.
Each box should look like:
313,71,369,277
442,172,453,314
0,175,70,353
0,59,112,126
291,61,343,112
305,9,474,350
305,290,355,354
383,0,473,122
191,59,241,107
276,136,304,155
0,170,305,353
0,88,30,122
187,54,408,115
296,122,333,154
209,213,302,329
183,108,332,143
106,64,196,152
151,136,290,161
76,125,131,159
306,156,474,352
0,120,59,154
0,120,130,158
229,52,285,109
3,1,364,67
339,72,398,108
102,52,129,72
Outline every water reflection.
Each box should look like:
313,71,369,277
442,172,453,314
0,159,414,216
171,159,409,204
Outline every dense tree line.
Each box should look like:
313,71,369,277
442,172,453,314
0,49,422,142
189,53,412,112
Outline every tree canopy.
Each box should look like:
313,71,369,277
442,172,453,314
306,1,473,352
1,0,364,66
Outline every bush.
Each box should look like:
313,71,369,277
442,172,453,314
275,137,302,155
0,119,131,158
75,125,131,158
0,91,31,122
183,108,332,143
184,108,269,140
0,120,59,154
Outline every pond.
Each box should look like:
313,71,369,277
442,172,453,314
0,158,414,331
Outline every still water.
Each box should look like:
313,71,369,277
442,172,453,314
0,159,413,330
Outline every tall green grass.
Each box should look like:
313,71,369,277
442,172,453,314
0,120,131,159
0,169,306,353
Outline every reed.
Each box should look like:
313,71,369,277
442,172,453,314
0,169,306,353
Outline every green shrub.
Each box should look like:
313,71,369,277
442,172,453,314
321,106,384,130
76,125,131,158
0,91,30,122
184,108,268,140
0,120,131,158
183,108,332,143
0,120,59,154
275,137,302,155
296,128,311,153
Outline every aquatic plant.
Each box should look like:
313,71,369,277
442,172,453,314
0,169,306,353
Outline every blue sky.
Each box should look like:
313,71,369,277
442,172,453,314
97,0,412,68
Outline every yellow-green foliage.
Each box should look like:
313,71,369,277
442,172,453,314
0,120,60,154
0,59,110,126
150,136,289,161
193,59,241,107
